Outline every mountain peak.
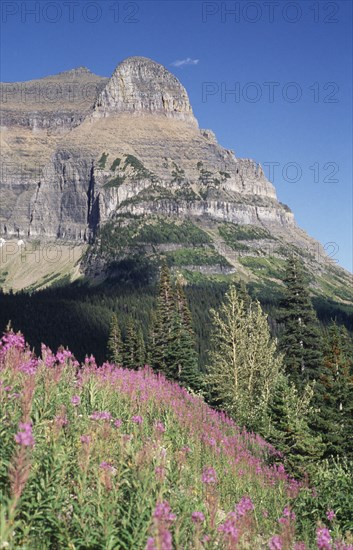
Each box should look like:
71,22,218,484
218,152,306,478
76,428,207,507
93,56,198,126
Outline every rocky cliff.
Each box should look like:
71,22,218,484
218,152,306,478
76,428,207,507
0,56,352,299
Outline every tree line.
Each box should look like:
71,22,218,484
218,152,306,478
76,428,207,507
107,257,353,478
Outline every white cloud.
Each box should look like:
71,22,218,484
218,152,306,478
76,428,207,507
171,58,199,68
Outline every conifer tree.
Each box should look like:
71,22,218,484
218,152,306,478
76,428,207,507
175,277,193,333
135,325,146,368
314,323,353,458
172,276,200,389
279,256,323,388
206,285,283,432
149,263,175,375
168,309,200,390
149,264,200,388
267,374,325,477
123,317,139,369
107,313,123,364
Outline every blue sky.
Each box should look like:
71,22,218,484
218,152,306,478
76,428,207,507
1,0,352,272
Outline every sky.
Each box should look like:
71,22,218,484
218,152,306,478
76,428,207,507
1,0,352,272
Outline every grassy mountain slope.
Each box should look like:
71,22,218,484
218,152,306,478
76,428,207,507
1,331,350,549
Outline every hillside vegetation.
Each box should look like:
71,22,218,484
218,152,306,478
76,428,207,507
0,330,352,549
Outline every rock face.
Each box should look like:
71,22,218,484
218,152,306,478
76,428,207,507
0,56,347,289
93,57,197,126
0,67,108,131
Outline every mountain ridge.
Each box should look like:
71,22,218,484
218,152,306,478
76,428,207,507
0,56,352,300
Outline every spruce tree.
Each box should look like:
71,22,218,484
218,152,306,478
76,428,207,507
267,374,325,477
168,309,200,390
279,256,323,388
148,263,175,375
172,276,200,389
175,277,193,334
123,317,139,369
314,323,353,458
149,264,200,388
206,285,283,432
107,313,123,364
135,325,146,368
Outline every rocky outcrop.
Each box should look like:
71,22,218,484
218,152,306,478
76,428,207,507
93,57,197,126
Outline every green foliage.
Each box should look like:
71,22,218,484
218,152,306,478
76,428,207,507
110,157,121,171
218,223,272,242
313,323,353,458
124,154,153,179
166,247,230,267
206,285,283,432
171,163,186,184
107,313,123,364
279,257,323,388
149,265,200,389
137,219,211,245
123,317,140,369
239,256,287,279
294,457,353,537
98,152,108,169
267,374,325,477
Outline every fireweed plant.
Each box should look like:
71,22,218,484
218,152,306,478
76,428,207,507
0,330,351,549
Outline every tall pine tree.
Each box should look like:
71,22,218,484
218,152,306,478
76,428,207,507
149,264,200,388
314,323,353,458
123,317,139,369
279,256,323,388
135,325,146,368
148,263,175,375
267,374,325,478
107,313,123,364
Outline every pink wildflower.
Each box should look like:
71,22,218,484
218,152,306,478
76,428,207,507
99,461,114,471
71,395,81,406
236,496,254,517
316,527,332,550
269,535,283,550
283,506,296,521
145,537,156,550
90,411,112,421
132,415,143,424
191,511,205,524
218,518,239,543
114,419,122,428
14,422,35,447
80,435,91,445
326,510,335,521
154,421,165,433
55,414,68,428
19,358,38,375
201,466,217,484
153,501,176,523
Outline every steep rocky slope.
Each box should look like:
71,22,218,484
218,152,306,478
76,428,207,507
0,57,352,300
